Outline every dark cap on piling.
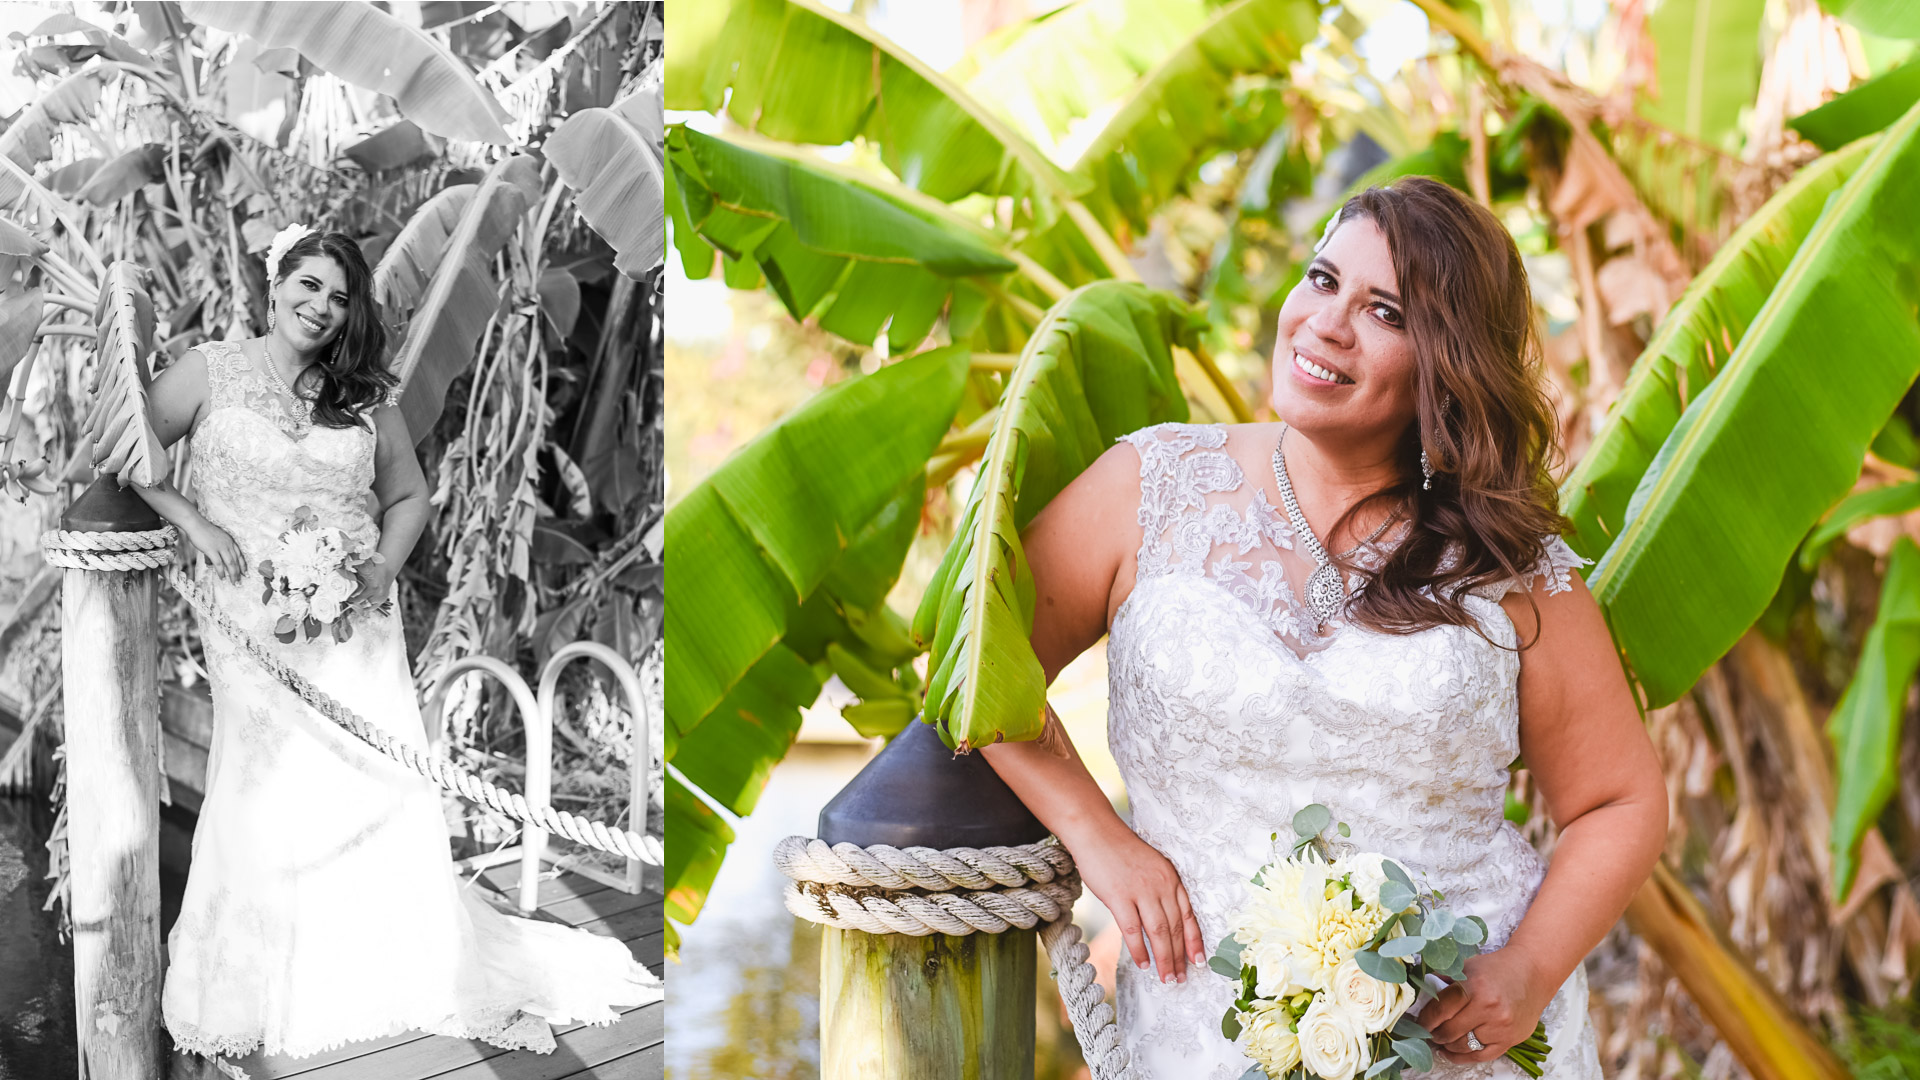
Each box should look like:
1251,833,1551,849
818,717,1049,849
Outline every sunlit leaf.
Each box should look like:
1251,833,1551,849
83,262,166,487
1589,102,1920,707
180,0,513,143
1827,536,1920,898
547,91,664,279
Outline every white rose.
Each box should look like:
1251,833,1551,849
1246,939,1304,999
1298,997,1367,1080
1238,998,1303,1076
310,596,342,624
313,570,356,607
1330,957,1415,1034
1339,852,1391,909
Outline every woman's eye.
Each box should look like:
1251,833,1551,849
1309,269,1335,290
1374,305,1403,327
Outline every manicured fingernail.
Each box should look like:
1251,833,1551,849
1138,961,1149,970
1192,952,1206,964
1160,973,1169,983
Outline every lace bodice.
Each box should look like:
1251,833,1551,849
1105,423,1600,1079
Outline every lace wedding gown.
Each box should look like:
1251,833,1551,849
1107,424,1602,1080
162,340,660,1060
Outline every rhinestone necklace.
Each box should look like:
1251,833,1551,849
1271,422,1398,629
261,338,313,427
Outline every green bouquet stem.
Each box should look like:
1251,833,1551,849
1502,1021,1551,1077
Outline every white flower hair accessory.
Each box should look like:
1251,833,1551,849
265,222,315,280
1312,209,1344,254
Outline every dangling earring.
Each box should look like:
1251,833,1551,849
329,340,341,369
1421,448,1434,490
266,303,275,332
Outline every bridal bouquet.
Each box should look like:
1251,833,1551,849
1211,805,1551,1080
255,506,390,644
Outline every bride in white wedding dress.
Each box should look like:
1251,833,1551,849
130,226,659,1063
983,178,1667,1079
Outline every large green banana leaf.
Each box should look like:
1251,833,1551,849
1588,100,1920,708
1634,0,1767,149
1559,135,1877,562
664,350,966,941
1789,59,1920,151
547,92,663,279
385,155,541,442
667,126,1020,351
664,345,969,742
1071,0,1319,235
665,772,735,944
84,262,164,488
664,0,1084,231
1827,536,1920,898
914,282,1201,750
950,0,1207,149
179,1,513,144
1822,0,1920,40
0,68,103,217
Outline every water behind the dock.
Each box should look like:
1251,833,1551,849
0,796,76,1079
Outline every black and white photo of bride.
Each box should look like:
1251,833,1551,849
0,2,666,1078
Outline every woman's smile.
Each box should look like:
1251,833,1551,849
1291,348,1354,386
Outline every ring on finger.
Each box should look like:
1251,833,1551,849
1465,1031,1484,1053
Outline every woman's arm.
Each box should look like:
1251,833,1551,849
977,441,1207,985
131,349,247,581
1422,571,1668,1063
352,404,431,605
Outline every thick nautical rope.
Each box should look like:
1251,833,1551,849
40,526,660,866
41,526,177,571
776,835,1134,1080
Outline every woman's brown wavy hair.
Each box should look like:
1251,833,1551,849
1320,176,1570,645
270,230,398,430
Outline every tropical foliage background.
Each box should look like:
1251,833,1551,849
0,0,666,938
665,0,1920,1075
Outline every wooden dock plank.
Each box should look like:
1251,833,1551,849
475,861,614,908
290,1000,659,1080
555,1042,663,1080
415,999,662,1080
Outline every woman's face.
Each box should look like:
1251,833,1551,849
1270,214,1419,448
272,254,349,352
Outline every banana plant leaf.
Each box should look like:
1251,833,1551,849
1799,479,1920,570
546,92,664,279
1827,536,1920,898
1588,100,1920,708
0,68,103,218
915,282,1201,750
1559,135,1877,562
667,126,1020,351
1789,59,1920,151
665,772,736,936
671,475,925,819
950,0,1207,149
665,0,1085,231
1822,0,1920,39
664,345,969,742
179,0,513,144
83,262,165,488
386,154,542,442
1071,0,1319,235
1634,0,1767,148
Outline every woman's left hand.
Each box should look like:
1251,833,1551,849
1419,947,1552,1065
347,558,396,608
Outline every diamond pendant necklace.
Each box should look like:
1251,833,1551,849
1271,422,1397,630
261,337,313,427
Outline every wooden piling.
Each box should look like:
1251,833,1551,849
821,926,1035,1080
52,478,168,1079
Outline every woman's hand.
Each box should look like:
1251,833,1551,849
1069,820,1205,985
182,519,246,583
1420,947,1552,1065
346,556,395,608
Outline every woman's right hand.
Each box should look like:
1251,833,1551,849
1070,820,1206,985
183,519,246,583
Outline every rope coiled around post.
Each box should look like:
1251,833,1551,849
40,526,661,867
776,835,1134,1080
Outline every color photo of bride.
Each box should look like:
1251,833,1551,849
0,2,665,1078
664,1,1920,1078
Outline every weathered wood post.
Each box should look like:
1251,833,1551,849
814,720,1050,1079
41,478,173,1080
